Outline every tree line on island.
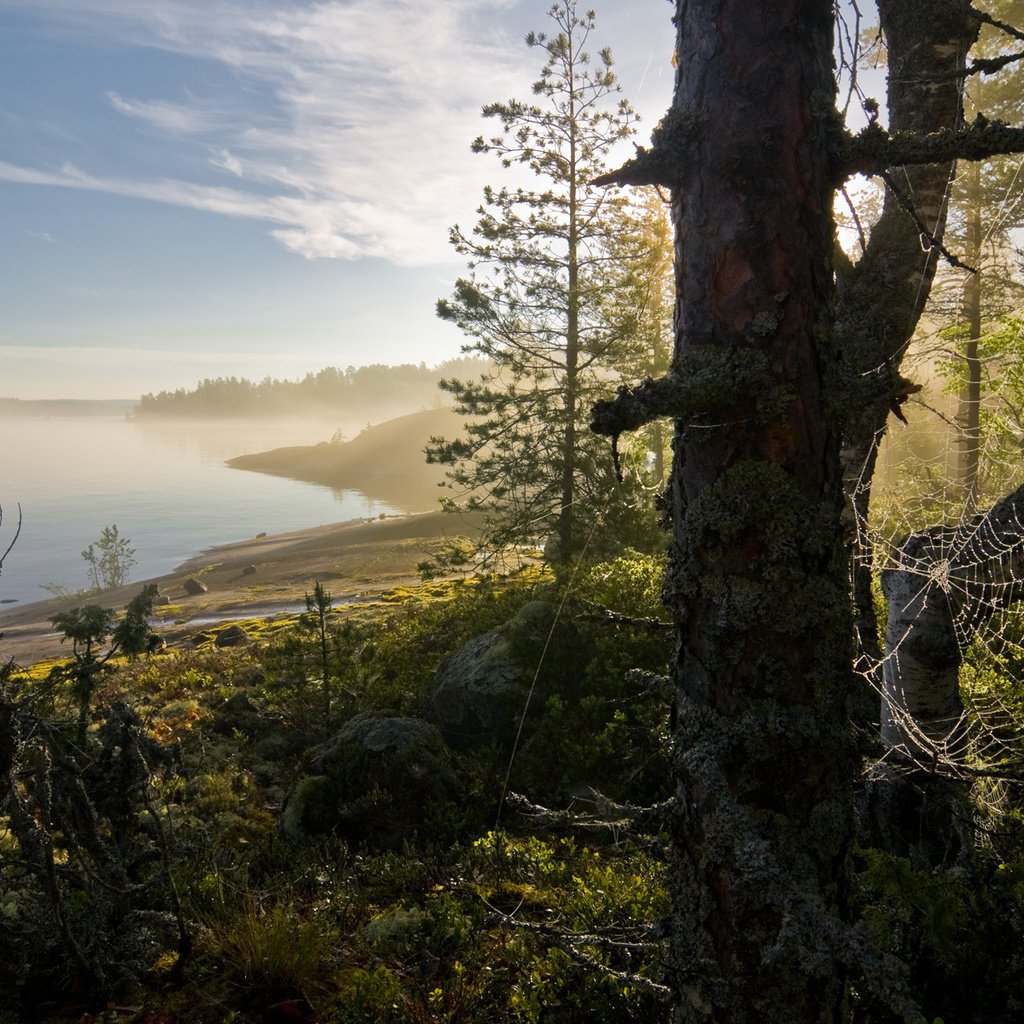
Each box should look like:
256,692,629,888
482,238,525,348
133,357,490,421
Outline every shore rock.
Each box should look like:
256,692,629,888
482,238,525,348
215,624,250,648
183,578,208,596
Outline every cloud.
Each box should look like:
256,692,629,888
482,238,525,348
4,0,537,266
210,148,243,177
106,90,227,135
0,158,439,263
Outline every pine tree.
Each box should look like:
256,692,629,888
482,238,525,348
428,1,664,567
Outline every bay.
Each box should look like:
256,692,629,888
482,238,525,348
0,413,399,607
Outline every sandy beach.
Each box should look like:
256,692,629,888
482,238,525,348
0,508,482,667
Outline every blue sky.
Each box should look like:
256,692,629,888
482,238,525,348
0,0,676,399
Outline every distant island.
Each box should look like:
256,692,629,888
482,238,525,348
0,398,136,417
134,358,490,422
227,406,463,509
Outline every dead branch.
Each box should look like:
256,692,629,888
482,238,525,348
0,503,23,575
507,790,673,837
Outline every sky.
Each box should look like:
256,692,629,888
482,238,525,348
0,0,677,400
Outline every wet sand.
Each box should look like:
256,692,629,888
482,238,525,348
0,509,483,667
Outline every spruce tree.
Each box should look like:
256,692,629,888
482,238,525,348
428,1,663,567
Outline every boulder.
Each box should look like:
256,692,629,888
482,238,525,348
212,690,271,740
154,594,172,607
280,713,457,848
242,563,258,576
214,624,249,647
183,577,208,596
427,600,557,750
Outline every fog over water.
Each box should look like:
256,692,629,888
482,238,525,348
0,413,399,606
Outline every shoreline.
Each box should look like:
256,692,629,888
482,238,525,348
0,508,483,667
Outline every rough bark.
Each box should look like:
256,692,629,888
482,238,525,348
658,3,856,1020
588,1,1024,1017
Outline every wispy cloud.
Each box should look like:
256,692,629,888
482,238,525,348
210,148,243,177
4,0,534,265
106,91,228,135
0,158,428,262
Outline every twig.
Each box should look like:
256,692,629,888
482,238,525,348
0,503,23,576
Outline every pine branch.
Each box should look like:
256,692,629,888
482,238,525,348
840,114,1024,181
589,376,683,437
968,3,1024,45
879,170,976,273
594,107,706,189
591,344,774,441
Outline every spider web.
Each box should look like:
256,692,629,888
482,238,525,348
833,0,1024,793
852,308,1024,787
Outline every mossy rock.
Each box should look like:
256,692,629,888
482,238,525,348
427,600,559,750
280,714,457,849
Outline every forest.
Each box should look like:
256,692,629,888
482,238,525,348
4,1,1024,1022
134,359,489,423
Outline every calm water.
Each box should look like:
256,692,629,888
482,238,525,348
0,414,399,607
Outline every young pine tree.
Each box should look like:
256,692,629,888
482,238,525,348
82,524,136,591
428,1,666,568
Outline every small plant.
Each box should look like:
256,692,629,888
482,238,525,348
49,584,160,740
207,899,336,995
300,581,334,727
82,523,136,590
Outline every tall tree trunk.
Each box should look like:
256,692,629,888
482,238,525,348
591,0,1024,1013
557,53,580,565
959,161,984,512
663,3,855,1019
881,528,966,753
836,0,978,698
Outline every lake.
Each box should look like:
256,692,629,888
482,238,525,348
0,413,400,607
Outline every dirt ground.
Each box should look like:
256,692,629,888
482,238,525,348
0,509,483,667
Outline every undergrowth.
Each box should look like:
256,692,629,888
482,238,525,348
2,549,1022,1022
0,554,673,1023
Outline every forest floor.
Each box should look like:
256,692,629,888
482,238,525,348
0,508,483,666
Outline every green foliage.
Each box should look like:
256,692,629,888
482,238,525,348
202,899,337,996
0,691,187,1009
81,523,136,590
113,583,162,659
428,1,669,569
48,585,159,739
853,845,1024,1023
263,612,370,731
10,548,1024,1022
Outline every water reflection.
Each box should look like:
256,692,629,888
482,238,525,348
1,414,396,605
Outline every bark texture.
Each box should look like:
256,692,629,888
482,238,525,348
662,3,856,1021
